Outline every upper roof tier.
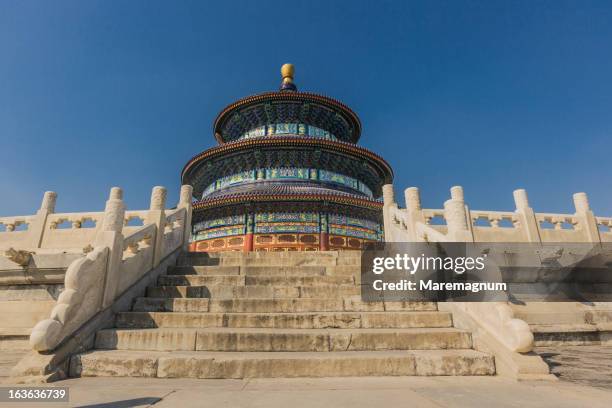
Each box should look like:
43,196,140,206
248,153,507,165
213,64,362,144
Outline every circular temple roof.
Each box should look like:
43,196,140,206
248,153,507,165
213,91,362,144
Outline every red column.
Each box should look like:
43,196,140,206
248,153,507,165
244,209,254,252
244,233,254,252
319,232,329,251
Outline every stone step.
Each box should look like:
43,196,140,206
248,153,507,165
241,266,328,276
586,310,612,324
132,298,437,313
0,332,30,351
515,311,590,325
167,265,359,277
159,275,246,286
166,266,241,276
531,323,598,334
159,275,228,286
177,251,356,267
176,255,242,267
0,285,63,301
531,323,611,346
94,327,472,352
146,285,361,299
133,298,209,312
159,274,355,287
146,286,208,298
71,349,494,378
246,275,355,286
513,304,612,326
115,311,453,329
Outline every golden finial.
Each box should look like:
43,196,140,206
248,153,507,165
279,63,297,91
281,63,295,84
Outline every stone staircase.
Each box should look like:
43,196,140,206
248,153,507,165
70,251,495,378
0,253,77,378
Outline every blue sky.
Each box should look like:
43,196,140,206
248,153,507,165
1,0,611,216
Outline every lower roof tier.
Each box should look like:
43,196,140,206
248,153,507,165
182,136,393,199
192,186,384,212
202,166,377,199
202,178,375,200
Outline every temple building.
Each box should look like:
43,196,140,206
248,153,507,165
181,64,393,252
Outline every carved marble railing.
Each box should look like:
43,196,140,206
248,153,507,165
596,216,612,242
0,214,38,250
384,185,608,244
422,209,445,225
0,189,194,255
0,216,33,232
470,210,519,228
121,223,155,261
162,208,187,259
1,185,194,357
382,184,560,379
29,247,110,351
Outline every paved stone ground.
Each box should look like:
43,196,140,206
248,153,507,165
535,345,612,390
2,376,612,407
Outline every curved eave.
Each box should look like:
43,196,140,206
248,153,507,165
181,136,394,185
213,91,362,143
193,192,384,211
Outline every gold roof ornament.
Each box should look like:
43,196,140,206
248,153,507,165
280,63,297,92
281,63,294,83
